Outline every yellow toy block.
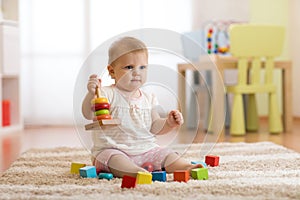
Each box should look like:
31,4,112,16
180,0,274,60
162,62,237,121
70,162,86,174
136,171,152,184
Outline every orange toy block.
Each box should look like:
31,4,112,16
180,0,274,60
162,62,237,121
121,175,137,188
70,162,86,174
205,155,220,167
136,171,152,184
173,170,190,182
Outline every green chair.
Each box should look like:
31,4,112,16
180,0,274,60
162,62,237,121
227,24,284,135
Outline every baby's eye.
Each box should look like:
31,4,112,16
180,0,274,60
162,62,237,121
139,65,147,70
123,65,134,70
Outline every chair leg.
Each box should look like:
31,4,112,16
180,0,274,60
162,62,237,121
224,93,230,128
246,94,259,131
230,94,245,135
269,93,283,133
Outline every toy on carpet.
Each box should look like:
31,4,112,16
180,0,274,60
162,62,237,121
85,86,120,130
70,162,86,174
151,171,166,182
173,170,190,182
98,173,114,180
79,166,97,178
205,155,220,167
136,172,152,184
121,175,137,188
191,168,208,180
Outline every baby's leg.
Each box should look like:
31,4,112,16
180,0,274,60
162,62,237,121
164,152,203,173
108,154,147,178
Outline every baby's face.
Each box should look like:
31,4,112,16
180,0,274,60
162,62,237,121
109,51,148,93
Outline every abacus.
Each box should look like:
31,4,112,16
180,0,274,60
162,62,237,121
85,87,120,130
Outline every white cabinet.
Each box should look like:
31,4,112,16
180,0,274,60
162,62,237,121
0,20,22,134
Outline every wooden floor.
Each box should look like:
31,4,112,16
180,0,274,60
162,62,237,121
1,118,300,172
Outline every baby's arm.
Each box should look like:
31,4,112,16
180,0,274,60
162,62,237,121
82,74,101,120
150,110,184,135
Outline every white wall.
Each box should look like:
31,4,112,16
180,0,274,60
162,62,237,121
19,0,193,125
191,0,250,30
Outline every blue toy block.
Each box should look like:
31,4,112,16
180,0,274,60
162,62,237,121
79,166,97,178
98,173,113,180
191,161,208,168
151,171,166,182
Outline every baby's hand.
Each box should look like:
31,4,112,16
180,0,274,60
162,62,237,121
166,110,184,128
87,74,101,95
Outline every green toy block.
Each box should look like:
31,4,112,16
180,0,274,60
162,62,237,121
191,168,208,180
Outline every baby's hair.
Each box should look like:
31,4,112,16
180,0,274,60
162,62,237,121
108,37,148,65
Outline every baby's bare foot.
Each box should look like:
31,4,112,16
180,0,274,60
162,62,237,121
187,163,204,172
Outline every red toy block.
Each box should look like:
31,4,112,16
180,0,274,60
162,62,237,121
173,170,189,182
2,100,10,126
205,155,219,167
121,175,137,188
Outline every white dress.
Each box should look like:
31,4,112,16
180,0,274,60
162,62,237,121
91,85,159,157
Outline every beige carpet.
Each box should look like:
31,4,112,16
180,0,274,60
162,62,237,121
0,142,300,200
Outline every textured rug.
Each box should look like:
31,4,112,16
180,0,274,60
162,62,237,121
0,142,300,200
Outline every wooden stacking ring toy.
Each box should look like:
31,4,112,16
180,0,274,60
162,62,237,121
85,85,120,130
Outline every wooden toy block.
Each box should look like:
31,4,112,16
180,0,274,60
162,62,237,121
151,171,166,182
136,171,152,184
98,173,113,180
70,162,86,174
191,168,209,180
85,119,121,130
79,166,97,178
191,161,208,168
205,155,220,167
173,170,189,182
121,175,137,188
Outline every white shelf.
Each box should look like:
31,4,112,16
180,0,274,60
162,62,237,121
0,20,22,133
0,124,22,135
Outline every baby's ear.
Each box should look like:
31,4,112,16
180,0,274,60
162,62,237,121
107,65,115,79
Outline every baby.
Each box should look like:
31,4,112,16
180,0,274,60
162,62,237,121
82,36,202,178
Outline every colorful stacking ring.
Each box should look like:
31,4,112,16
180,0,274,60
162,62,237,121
94,109,110,116
91,103,110,112
91,97,109,104
93,114,112,121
